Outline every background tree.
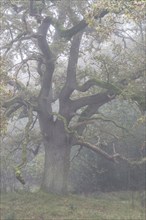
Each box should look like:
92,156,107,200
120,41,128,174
1,0,145,194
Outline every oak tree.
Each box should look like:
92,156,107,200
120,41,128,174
1,0,145,194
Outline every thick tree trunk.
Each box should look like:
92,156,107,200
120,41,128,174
41,139,71,194
40,118,71,194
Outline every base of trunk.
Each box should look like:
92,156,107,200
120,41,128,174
41,140,71,194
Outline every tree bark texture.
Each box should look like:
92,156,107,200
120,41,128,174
39,117,71,194
41,139,71,194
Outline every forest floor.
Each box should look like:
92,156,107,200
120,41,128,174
0,191,145,220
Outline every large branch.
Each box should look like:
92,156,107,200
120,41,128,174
66,33,83,87
75,104,104,137
59,91,115,125
37,17,54,60
72,91,115,112
46,9,108,41
71,90,117,136
76,140,117,163
58,10,108,40
77,79,121,94
75,140,146,166
37,17,55,116
59,33,83,101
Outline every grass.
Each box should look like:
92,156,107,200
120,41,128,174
0,191,145,220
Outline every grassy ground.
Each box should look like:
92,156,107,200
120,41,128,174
0,191,145,220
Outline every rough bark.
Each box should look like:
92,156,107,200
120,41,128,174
40,120,71,194
41,140,71,194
